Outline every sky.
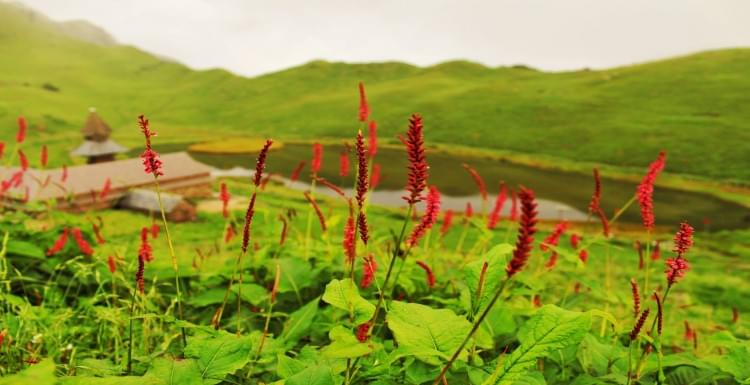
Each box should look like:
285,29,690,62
17,0,750,77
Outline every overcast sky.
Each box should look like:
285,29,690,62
18,0,750,77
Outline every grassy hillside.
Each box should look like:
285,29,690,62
1,2,749,182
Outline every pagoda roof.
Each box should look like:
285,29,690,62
81,111,113,141
71,140,128,157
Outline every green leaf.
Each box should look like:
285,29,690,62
146,357,203,385
231,283,269,306
182,332,255,385
705,342,750,382
0,359,56,385
576,333,624,376
188,288,236,308
277,354,308,378
321,326,374,359
386,301,472,365
281,297,320,346
285,365,337,385
321,279,375,324
275,257,317,294
6,240,45,259
483,305,592,385
463,244,512,313
75,358,121,377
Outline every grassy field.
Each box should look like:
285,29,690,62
1,3,750,183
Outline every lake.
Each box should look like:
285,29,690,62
138,142,750,231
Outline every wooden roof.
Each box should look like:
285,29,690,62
81,111,112,142
0,152,212,208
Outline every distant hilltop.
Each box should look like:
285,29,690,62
0,1,749,182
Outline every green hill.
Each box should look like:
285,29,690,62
1,2,749,182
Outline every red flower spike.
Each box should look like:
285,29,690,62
0,142,4,159
241,192,258,253
654,292,663,335
541,221,567,251
370,163,381,190
100,178,112,200
107,255,117,274
253,140,273,187
595,208,610,237
316,177,346,198
506,187,538,278
278,215,288,246
360,254,377,289
290,161,305,182
18,150,28,171
368,120,377,158
343,214,356,264
61,164,68,182
462,163,487,202
40,145,48,168
532,294,542,308
630,309,650,341
304,191,326,233
545,253,558,269
356,322,371,342
651,241,661,260
407,186,441,247
355,130,368,208
311,143,323,174
225,224,235,243
219,182,230,218
630,279,641,319
465,202,474,219
151,221,159,239
578,249,588,263
17,116,27,143
72,228,93,256
487,182,507,229
684,321,694,341
357,212,369,245
403,114,428,204
416,260,435,289
92,223,105,244
589,168,602,213
570,234,580,249
47,228,69,256
339,150,350,177
139,227,153,262
138,115,164,177
673,221,694,258
732,307,739,324
440,209,454,237
135,252,145,294
637,151,666,231
358,82,369,122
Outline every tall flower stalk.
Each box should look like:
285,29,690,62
434,187,538,384
137,115,186,346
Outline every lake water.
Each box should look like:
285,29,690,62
138,143,750,231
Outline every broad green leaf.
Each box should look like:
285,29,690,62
231,283,269,306
704,342,750,382
188,288,236,307
483,305,591,385
321,279,375,324
146,357,203,385
386,301,472,365
281,297,320,346
277,354,308,378
182,332,255,384
59,376,163,385
275,257,317,294
0,359,56,385
6,240,45,259
321,326,374,359
476,303,517,349
285,365,337,385
463,244,512,315
76,358,121,377
576,333,623,376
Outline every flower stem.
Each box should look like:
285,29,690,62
433,278,510,385
153,179,187,347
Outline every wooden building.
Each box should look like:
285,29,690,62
70,109,128,164
0,152,212,214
